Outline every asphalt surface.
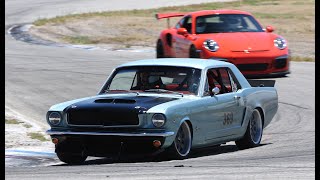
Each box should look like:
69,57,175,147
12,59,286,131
5,0,315,179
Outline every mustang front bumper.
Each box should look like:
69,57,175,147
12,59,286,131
47,130,175,156
46,130,174,137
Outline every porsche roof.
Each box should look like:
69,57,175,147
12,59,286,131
116,58,234,70
187,9,252,17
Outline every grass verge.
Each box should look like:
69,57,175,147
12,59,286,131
27,132,48,142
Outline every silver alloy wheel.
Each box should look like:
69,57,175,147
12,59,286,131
174,121,192,157
250,109,263,144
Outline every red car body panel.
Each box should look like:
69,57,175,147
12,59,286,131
156,9,290,77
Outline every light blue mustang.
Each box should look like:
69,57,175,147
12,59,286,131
46,58,278,164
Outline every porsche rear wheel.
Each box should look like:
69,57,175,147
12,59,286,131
156,40,165,58
168,121,192,159
236,109,263,150
56,152,87,164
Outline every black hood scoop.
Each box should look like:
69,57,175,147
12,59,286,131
94,98,136,104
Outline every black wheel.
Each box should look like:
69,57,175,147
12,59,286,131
236,109,263,150
189,45,200,58
56,152,87,164
156,40,165,58
167,121,192,159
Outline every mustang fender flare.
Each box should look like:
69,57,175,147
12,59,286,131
162,117,193,148
240,106,265,137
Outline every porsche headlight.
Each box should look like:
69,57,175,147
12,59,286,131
48,112,62,125
152,113,166,127
274,37,287,50
203,39,219,52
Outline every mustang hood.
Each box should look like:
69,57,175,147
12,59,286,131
63,95,178,127
200,32,273,52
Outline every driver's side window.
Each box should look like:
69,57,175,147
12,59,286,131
175,16,192,34
204,68,236,96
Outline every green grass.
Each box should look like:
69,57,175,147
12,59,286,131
291,56,314,62
27,132,48,142
5,119,22,124
63,36,98,44
23,124,32,128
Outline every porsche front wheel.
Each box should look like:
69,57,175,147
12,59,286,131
189,45,200,58
168,121,192,159
236,109,263,150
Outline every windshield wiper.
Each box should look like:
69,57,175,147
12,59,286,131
144,89,183,97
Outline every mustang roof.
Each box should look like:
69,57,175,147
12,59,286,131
117,58,233,70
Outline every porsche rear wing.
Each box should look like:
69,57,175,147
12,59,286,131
155,12,186,28
247,80,276,87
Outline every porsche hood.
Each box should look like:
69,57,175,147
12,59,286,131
200,32,274,52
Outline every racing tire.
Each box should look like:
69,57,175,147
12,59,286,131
189,45,200,58
235,109,263,150
56,152,88,164
167,121,192,159
156,40,165,58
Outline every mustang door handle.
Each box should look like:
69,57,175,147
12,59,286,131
234,96,241,100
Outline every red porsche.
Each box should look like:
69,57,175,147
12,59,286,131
155,9,290,77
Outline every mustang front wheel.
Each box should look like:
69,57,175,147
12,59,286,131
168,121,192,159
56,152,88,164
236,109,263,150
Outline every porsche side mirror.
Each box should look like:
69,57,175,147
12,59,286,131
265,25,274,33
212,87,220,95
177,28,188,36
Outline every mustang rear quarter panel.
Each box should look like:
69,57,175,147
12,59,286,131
242,87,278,128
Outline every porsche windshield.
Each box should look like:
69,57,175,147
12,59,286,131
103,66,202,95
196,14,264,34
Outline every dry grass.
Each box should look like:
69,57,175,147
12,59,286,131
30,0,315,61
27,132,48,142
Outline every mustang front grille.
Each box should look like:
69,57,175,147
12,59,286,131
67,111,139,127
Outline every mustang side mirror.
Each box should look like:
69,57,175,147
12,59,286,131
265,25,274,33
212,87,220,96
177,28,188,36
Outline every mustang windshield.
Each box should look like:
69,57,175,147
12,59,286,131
102,66,202,95
196,14,264,34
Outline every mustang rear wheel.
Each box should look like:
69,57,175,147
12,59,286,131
168,121,192,159
56,152,87,164
236,109,263,150
156,40,165,58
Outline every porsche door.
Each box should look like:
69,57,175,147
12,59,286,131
172,16,192,57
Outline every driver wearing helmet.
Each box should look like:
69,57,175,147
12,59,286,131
225,16,242,30
196,17,207,33
132,71,164,90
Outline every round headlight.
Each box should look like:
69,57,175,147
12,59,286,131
48,112,61,125
203,39,219,52
152,114,166,127
274,37,287,50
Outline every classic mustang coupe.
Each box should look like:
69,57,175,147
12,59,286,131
46,58,278,164
155,9,290,77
